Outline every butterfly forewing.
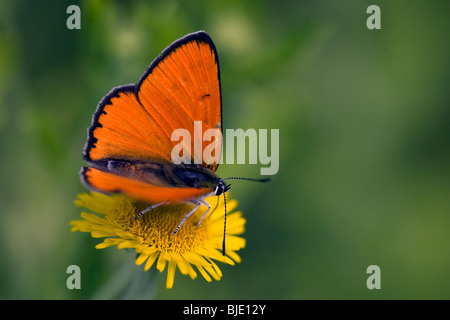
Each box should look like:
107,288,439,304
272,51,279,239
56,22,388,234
137,32,222,172
83,86,175,163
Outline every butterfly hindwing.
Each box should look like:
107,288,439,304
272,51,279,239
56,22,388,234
80,167,212,203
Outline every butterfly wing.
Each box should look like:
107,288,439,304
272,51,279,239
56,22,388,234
84,31,222,170
82,31,222,202
83,85,175,163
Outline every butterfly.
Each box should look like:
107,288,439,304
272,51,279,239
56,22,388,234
80,31,267,253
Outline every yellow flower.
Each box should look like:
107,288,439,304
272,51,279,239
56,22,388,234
70,192,246,289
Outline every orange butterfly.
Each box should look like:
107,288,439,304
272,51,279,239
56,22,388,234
81,31,266,252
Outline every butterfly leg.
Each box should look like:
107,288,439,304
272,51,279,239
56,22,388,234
196,199,211,227
173,200,201,235
134,201,168,220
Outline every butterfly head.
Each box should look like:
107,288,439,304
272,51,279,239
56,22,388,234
215,179,231,196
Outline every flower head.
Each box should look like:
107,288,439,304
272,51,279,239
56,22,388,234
71,192,245,289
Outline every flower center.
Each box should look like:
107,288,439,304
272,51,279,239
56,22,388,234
112,200,209,254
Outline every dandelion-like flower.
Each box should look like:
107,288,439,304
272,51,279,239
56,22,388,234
71,192,246,289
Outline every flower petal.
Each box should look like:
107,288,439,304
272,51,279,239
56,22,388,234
166,259,177,289
144,252,159,271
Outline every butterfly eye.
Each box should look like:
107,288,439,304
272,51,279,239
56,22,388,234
215,180,231,196
214,182,223,195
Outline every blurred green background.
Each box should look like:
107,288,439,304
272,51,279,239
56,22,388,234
0,0,449,299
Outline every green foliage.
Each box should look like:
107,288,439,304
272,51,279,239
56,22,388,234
0,0,449,299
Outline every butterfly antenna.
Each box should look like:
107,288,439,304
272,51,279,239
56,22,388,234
223,177,271,183
213,196,220,214
222,192,227,256
220,177,270,255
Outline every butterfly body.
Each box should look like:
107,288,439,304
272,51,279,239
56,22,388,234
83,159,221,194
